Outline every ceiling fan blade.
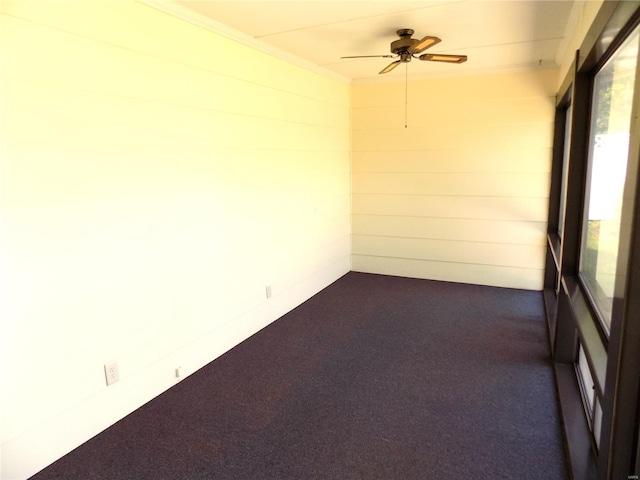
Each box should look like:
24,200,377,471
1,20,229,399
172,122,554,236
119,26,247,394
379,60,402,74
419,53,468,64
341,55,395,59
408,36,441,54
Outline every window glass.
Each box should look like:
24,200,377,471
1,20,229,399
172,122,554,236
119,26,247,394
576,343,603,449
594,399,603,449
558,105,572,238
577,344,595,414
580,27,640,330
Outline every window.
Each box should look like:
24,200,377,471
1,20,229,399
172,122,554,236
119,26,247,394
546,5,640,478
579,26,640,331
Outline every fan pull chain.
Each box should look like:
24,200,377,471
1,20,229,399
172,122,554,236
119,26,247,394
405,63,408,128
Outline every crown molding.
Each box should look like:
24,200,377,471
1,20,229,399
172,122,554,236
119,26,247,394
137,0,351,84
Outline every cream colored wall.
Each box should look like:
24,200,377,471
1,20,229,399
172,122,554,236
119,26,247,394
351,70,558,290
0,2,350,478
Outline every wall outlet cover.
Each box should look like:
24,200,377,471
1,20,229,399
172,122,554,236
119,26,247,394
104,361,119,386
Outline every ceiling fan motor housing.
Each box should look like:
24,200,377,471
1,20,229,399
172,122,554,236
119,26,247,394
390,29,418,57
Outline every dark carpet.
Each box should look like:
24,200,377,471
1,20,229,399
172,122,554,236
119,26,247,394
30,272,568,479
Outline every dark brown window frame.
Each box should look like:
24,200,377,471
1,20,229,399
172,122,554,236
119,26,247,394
544,2,640,479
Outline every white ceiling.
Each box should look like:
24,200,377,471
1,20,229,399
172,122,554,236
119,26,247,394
148,0,579,82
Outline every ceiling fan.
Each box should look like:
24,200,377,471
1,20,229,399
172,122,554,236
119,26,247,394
342,28,467,74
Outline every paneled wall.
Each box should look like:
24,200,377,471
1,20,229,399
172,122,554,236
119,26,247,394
351,70,557,290
1,2,350,478
556,0,605,84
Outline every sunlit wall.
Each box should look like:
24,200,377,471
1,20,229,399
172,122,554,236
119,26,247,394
351,70,557,289
1,2,350,478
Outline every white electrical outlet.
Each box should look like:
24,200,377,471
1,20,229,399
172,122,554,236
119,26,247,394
266,285,272,298
104,361,119,386
175,366,183,378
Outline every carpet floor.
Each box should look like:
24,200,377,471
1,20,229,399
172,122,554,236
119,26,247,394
30,272,568,479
